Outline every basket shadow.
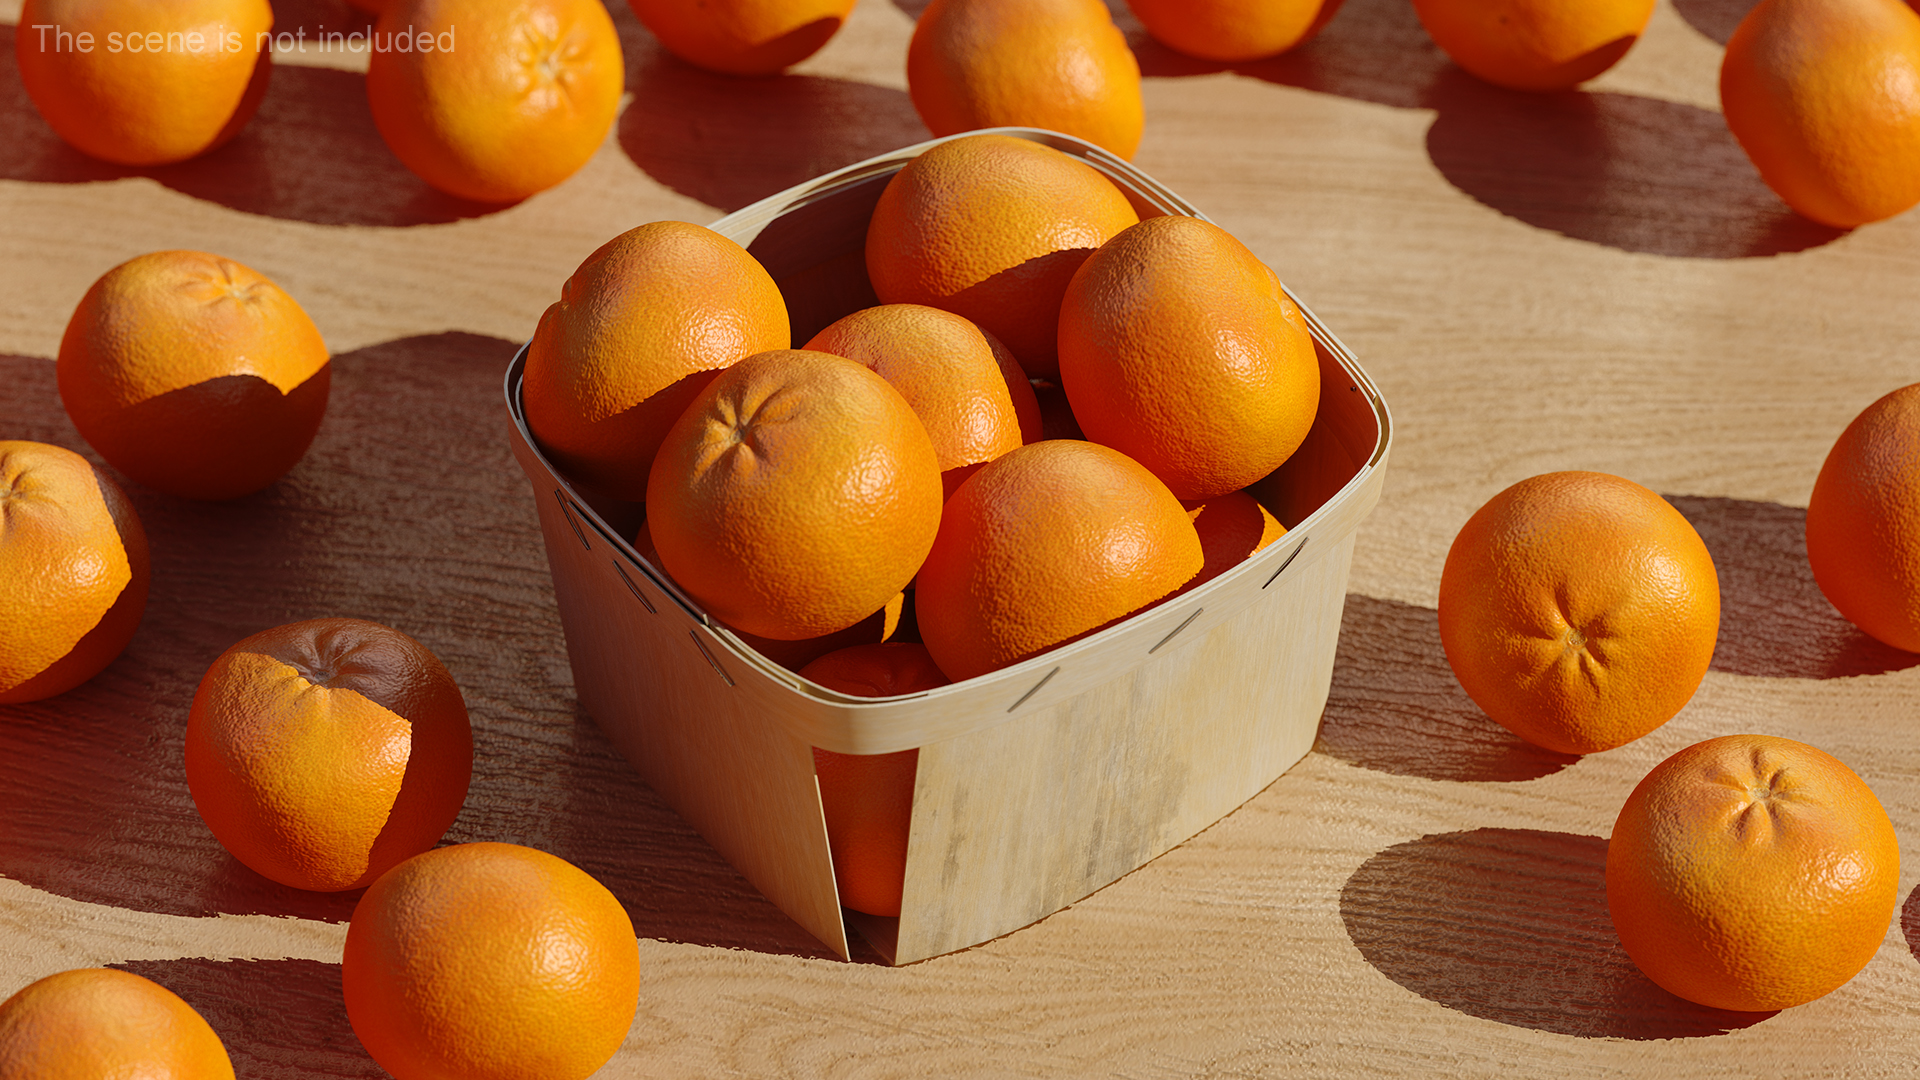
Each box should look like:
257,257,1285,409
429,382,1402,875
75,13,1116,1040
1665,494,1920,679
1341,828,1777,1039
619,50,929,213
112,958,382,1078
1314,594,1579,783
0,24,503,226
1673,0,1759,45
1422,72,1845,258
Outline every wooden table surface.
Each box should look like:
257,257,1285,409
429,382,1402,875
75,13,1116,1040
7,0,1920,1074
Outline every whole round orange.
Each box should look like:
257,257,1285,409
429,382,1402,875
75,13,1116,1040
1608,734,1900,1011
805,303,1041,498
908,0,1143,160
1806,383,1920,649
1721,0,1920,228
1410,0,1656,91
1437,472,1721,755
627,0,857,75
916,439,1203,682
1126,0,1346,62
0,968,233,1080
1058,214,1321,502
800,642,948,917
524,221,790,502
0,442,149,705
366,0,624,203
58,250,331,501
646,350,944,641
15,0,271,166
865,134,1139,379
342,842,639,1080
185,617,473,893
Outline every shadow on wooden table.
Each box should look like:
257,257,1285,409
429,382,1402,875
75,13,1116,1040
1672,0,1760,45
615,7,929,214
113,958,382,1078
1667,495,1920,680
1314,595,1579,783
0,336,853,962
1341,828,1776,1038
1126,0,1842,259
0,24,504,227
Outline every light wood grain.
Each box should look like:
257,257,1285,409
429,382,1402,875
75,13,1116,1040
9,0,1920,1073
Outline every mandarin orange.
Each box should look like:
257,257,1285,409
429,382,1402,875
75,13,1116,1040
1806,383,1920,649
1126,0,1346,62
58,251,331,501
628,0,857,75
908,0,1144,159
1058,214,1320,502
16,0,272,166
801,642,949,916
1608,734,1900,1011
805,303,1040,498
0,442,149,705
524,221,790,501
366,0,624,203
1410,0,1656,91
1179,490,1287,593
1438,472,1720,755
1721,0,1920,228
185,618,472,892
916,439,1203,682
646,350,944,640
342,842,639,1080
865,133,1138,379
0,968,234,1080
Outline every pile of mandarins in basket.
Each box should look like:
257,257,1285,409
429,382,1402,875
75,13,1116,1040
523,131,1318,690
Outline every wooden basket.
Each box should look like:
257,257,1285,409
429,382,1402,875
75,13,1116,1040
503,129,1393,965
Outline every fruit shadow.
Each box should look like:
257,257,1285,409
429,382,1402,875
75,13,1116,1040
0,338,866,959
1666,494,1920,679
1341,828,1776,1038
0,23,503,227
112,958,382,1078
1314,594,1579,783
1124,0,1842,258
1672,0,1760,45
1897,880,1920,963
613,5,929,213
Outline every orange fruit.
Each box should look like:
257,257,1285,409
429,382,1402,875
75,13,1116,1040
804,303,1042,498
1806,383,1920,649
524,221,790,502
633,519,907,670
57,250,331,502
1721,0,1920,228
1437,472,1721,755
366,0,624,203
184,618,472,893
865,133,1138,379
916,439,1203,682
1125,0,1346,62
908,0,1144,159
0,442,149,705
627,0,857,75
1607,734,1900,1011
646,350,944,641
1180,490,1287,592
800,642,949,917
0,968,234,1080
1058,215,1320,502
15,0,271,166
342,842,639,1080
1410,0,1656,91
